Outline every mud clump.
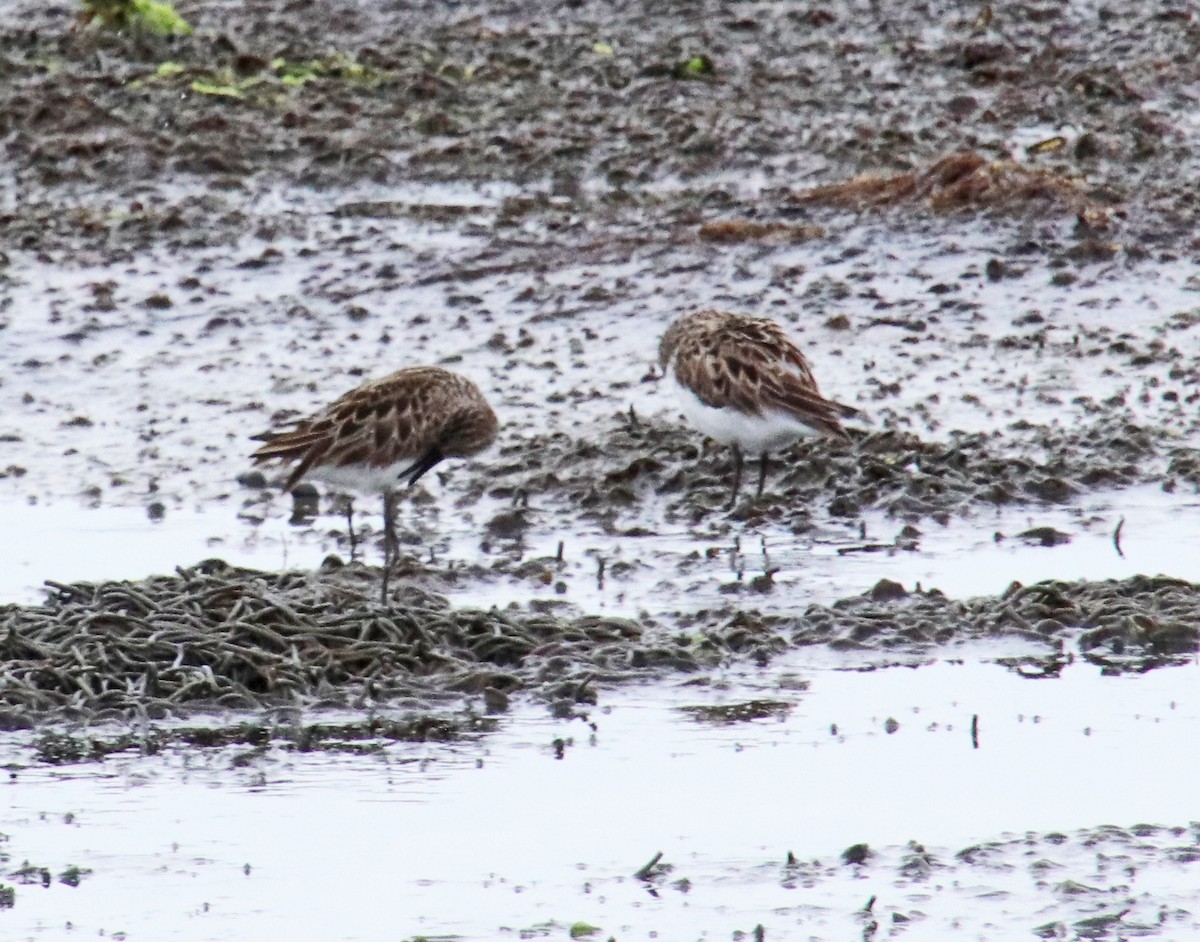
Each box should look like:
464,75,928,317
31,715,484,764
678,698,793,725
490,412,1178,532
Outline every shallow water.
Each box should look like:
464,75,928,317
4,650,1198,940
3,481,1192,622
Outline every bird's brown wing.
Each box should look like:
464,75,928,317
251,372,444,491
673,319,855,437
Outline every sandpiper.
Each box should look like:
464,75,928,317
251,366,498,601
659,309,858,508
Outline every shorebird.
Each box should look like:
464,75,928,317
251,366,498,602
658,310,859,508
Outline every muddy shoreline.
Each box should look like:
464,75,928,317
0,0,1197,751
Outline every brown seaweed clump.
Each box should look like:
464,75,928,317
790,151,1104,217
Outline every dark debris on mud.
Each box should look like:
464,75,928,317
777,823,1200,937
491,411,1187,533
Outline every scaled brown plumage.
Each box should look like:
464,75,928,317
251,366,497,604
659,310,860,506
251,366,498,493
659,309,857,436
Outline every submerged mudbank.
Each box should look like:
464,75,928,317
2,559,1195,746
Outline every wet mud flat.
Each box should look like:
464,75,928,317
3,1,1200,937
2,650,1199,940
4,0,1200,224
4,0,1200,560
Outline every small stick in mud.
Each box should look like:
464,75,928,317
342,497,358,561
634,851,664,881
970,714,980,749
1113,516,1126,558
556,541,564,565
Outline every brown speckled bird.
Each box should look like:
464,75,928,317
251,366,498,601
659,310,859,507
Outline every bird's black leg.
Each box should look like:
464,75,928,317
343,496,358,562
757,452,769,499
726,445,744,511
380,490,398,604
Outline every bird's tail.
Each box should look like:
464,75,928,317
830,399,863,421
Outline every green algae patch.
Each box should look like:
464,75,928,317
81,0,192,36
190,79,248,99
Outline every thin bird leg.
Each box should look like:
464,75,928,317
380,490,398,604
343,496,358,562
757,452,769,499
726,445,744,511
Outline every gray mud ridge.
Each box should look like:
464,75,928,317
492,412,1189,532
2,561,1196,745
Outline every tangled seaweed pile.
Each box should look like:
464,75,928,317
773,574,1199,667
0,559,781,725
2,558,1195,734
